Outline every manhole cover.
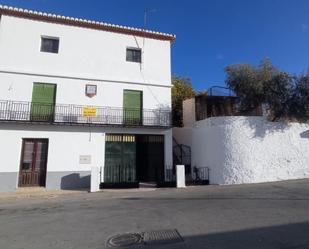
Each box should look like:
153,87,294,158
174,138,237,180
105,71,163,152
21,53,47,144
143,229,183,245
106,233,143,248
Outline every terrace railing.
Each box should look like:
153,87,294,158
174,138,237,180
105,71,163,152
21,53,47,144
0,100,172,128
158,166,210,187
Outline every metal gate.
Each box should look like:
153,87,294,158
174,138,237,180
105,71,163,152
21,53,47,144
104,134,137,185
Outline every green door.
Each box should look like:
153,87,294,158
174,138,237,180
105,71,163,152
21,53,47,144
104,134,136,183
123,90,142,125
31,83,56,122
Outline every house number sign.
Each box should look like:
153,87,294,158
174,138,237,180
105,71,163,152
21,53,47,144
85,84,97,97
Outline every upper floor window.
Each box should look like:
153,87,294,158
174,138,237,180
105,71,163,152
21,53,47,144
126,48,141,63
40,37,59,53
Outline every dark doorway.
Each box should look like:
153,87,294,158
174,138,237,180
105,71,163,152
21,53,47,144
19,139,49,187
136,135,164,183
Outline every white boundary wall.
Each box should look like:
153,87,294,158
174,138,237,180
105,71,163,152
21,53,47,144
173,116,309,185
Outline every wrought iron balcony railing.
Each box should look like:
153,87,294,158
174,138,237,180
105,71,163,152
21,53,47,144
0,100,172,128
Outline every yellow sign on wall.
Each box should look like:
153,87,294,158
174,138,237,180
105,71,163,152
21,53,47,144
83,106,97,117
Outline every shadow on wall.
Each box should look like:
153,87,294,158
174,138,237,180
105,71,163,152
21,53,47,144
175,221,309,249
300,130,309,139
242,116,293,138
60,173,90,190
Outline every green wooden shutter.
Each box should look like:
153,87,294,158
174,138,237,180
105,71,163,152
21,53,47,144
31,83,56,122
123,90,142,125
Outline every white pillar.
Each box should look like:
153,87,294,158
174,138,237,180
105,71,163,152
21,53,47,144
176,165,186,188
90,167,100,192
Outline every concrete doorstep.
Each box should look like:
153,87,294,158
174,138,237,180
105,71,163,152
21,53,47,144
100,187,157,193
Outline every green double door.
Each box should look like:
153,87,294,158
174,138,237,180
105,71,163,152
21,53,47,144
104,134,136,183
123,90,142,125
31,83,56,122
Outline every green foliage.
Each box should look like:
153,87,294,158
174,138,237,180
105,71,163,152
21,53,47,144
172,76,195,126
195,90,208,97
225,59,276,111
265,72,296,120
225,59,309,121
293,73,309,120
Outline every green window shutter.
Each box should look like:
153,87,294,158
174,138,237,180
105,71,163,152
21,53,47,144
31,83,56,122
32,83,56,104
123,90,142,125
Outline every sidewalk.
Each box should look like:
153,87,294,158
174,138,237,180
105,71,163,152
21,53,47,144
0,187,88,202
0,186,159,202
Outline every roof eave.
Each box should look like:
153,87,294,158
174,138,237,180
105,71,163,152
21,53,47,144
0,6,176,42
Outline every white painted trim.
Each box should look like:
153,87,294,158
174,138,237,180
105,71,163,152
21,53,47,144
0,69,172,88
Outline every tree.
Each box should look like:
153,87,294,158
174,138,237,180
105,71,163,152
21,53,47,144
225,59,309,121
265,72,296,120
172,76,195,126
225,58,278,112
293,73,309,121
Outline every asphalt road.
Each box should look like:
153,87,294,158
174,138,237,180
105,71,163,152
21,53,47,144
1,179,309,249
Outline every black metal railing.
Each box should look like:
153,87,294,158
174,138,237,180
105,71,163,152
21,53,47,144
192,166,210,184
159,166,210,186
0,100,172,128
101,163,139,188
208,86,235,97
100,164,210,188
173,138,191,166
164,166,176,182
104,164,136,183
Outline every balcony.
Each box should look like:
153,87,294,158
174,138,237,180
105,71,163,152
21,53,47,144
0,100,172,128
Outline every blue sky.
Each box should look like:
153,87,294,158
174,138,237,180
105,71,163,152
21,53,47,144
1,0,309,91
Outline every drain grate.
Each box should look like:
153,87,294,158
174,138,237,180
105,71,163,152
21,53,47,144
106,233,143,248
143,229,183,245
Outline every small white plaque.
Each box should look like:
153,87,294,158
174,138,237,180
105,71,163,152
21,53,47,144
79,155,91,164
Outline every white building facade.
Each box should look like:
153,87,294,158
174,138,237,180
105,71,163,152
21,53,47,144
0,6,175,192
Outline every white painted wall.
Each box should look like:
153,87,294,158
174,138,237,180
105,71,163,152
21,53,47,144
0,125,104,174
0,123,172,190
164,128,173,167
173,117,309,185
0,15,172,110
0,73,171,109
183,98,195,128
173,127,193,147
0,124,172,173
0,15,171,87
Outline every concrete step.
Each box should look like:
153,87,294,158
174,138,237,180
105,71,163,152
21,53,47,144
139,182,157,188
